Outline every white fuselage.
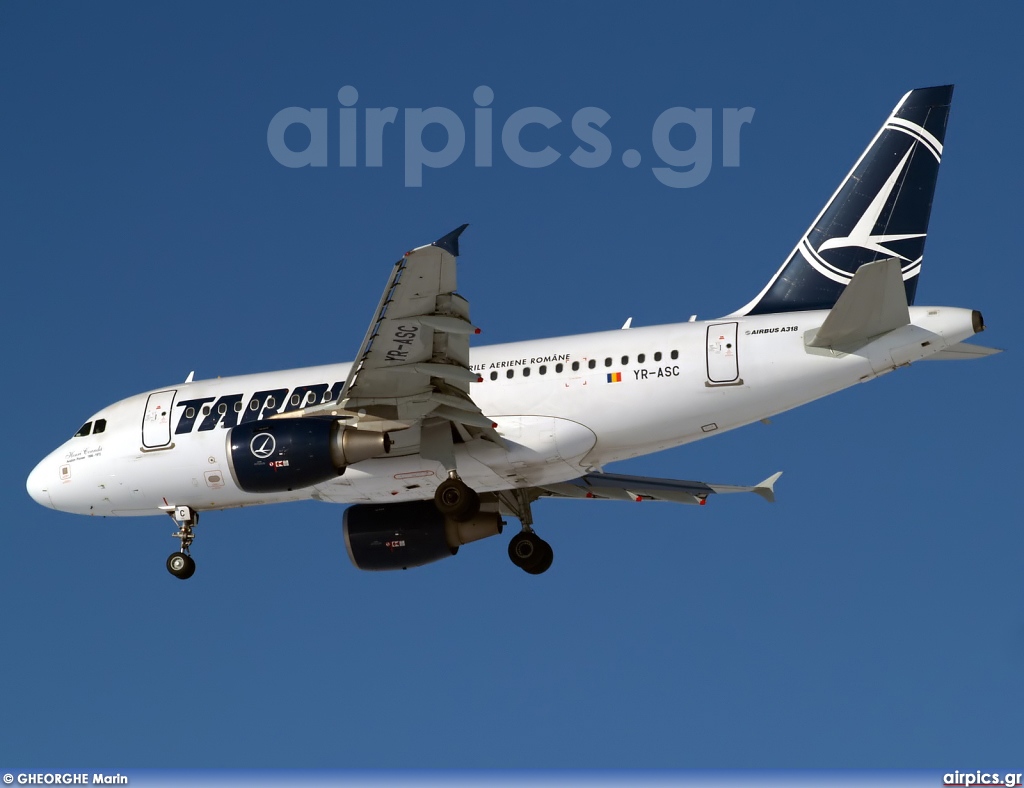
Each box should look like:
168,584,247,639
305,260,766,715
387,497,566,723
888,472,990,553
26,305,978,518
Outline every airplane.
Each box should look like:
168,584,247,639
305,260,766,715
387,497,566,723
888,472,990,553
26,85,999,579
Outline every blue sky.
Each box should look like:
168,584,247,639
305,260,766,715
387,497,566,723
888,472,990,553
2,0,1022,769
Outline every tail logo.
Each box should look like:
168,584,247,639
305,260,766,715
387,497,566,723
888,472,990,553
803,117,943,285
736,86,952,317
817,147,925,263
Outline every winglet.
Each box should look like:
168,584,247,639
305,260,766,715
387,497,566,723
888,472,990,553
432,224,469,257
753,471,783,503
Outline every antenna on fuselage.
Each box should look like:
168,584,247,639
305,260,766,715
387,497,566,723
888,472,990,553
185,371,195,383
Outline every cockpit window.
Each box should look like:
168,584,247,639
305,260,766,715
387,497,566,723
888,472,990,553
74,422,92,438
93,419,107,434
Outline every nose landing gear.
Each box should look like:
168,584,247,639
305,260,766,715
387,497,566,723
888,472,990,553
166,551,196,580
166,505,198,580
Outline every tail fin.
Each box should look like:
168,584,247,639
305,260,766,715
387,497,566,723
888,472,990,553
736,85,953,316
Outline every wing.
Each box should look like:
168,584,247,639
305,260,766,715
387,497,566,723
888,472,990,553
296,225,499,444
535,471,783,504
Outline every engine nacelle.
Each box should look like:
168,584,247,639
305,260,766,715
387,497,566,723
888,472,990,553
227,419,390,493
344,499,503,571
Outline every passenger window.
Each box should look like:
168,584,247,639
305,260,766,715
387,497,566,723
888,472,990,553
572,361,580,372
202,405,211,416
185,407,195,419
621,355,629,365
290,394,300,406
654,351,662,361
523,367,531,377
588,359,596,369
638,353,645,363
304,392,316,405
249,400,259,411
604,358,612,367
234,402,243,412
266,396,276,410
506,369,514,379
218,403,228,415
93,419,106,435
556,363,563,373
671,350,679,360
490,371,498,381
74,422,92,437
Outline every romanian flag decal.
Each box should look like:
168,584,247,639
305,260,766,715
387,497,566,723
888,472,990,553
607,372,622,383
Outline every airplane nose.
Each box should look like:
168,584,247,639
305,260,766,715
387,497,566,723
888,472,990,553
26,459,55,509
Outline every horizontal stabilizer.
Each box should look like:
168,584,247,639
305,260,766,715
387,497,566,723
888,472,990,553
807,257,910,351
923,342,1003,360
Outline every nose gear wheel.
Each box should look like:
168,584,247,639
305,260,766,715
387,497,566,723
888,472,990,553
166,506,199,580
166,551,196,579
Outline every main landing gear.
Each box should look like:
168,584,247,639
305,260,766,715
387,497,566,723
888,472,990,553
434,473,480,521
436,480,554,575
508,530,554,574
166,505,198,580
500,488,553,575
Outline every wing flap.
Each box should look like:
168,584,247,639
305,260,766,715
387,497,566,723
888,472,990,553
392,362,481,384
537,471,781,505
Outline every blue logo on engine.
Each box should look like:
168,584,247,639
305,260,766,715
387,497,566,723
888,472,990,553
249,433,276,459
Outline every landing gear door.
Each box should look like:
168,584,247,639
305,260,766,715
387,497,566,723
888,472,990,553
706,322,741,385
142,390,176,449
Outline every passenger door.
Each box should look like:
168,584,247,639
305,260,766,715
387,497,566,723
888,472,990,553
142,390,176,449
706,323,740,385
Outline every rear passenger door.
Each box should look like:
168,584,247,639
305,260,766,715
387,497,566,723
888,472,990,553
706,323,740,385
